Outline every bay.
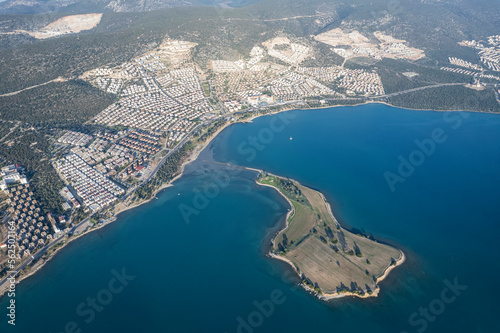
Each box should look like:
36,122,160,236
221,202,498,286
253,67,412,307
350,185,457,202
1,104,499,333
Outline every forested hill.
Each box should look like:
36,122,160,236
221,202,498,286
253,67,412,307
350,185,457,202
0,0,498,91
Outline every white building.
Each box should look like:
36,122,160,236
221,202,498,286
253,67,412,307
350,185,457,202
0,165,27,191
247,94,275,107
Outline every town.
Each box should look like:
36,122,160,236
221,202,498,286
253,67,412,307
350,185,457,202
440,36,500,84
314,28,426,61
1,30,498,284
0,165,56,261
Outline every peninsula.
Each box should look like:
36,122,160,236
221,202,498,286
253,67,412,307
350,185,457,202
257,173,404,299
1,0,497,301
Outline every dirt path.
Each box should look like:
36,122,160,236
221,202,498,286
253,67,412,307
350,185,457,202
0,123,19,143
0,77,68,98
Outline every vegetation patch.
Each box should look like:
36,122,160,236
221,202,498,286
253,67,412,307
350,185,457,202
259,173,402,296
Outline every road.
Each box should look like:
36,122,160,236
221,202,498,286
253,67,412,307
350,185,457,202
0,213,92,292
145,123,202,184
121,122,204,201
0,233,64,290
5,80,494,292
124,75,206,190
371,83,465,99
0,123,20,143
493,85,500,104
0,77,69,98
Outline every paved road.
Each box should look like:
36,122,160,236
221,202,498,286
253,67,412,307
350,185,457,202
372,82,500,109
121,122,204,201
6,81,494,291
0,213,92,291
371,83,465,99
145,123,203,184
0,233,64,289
493,85,500,104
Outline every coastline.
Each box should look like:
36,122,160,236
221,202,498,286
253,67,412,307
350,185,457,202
0,118,228,299
1,100,443,298
254,172,405,301
250,99,497,119
106,96,483,221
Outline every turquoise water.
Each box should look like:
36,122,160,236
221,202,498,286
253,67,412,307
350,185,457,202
1,104,500,332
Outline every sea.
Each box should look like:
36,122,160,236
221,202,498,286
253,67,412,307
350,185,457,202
1,104,499,333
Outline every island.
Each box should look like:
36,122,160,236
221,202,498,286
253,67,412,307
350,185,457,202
257,172,404,299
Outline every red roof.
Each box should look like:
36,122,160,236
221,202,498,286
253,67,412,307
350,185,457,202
136,166,144,171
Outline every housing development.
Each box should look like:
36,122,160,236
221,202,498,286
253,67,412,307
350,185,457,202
1,27,499,284
1,0,500,331
1,165,57,260
52,126,167,211
442,36,500,83
314,29,426,61
3,29,499,242
54,154,124,211
0,32,399,264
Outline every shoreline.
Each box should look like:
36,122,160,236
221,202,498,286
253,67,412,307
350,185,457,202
256,98,498,118
0,119,228,299
254,172,405,301
0,99,462,298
